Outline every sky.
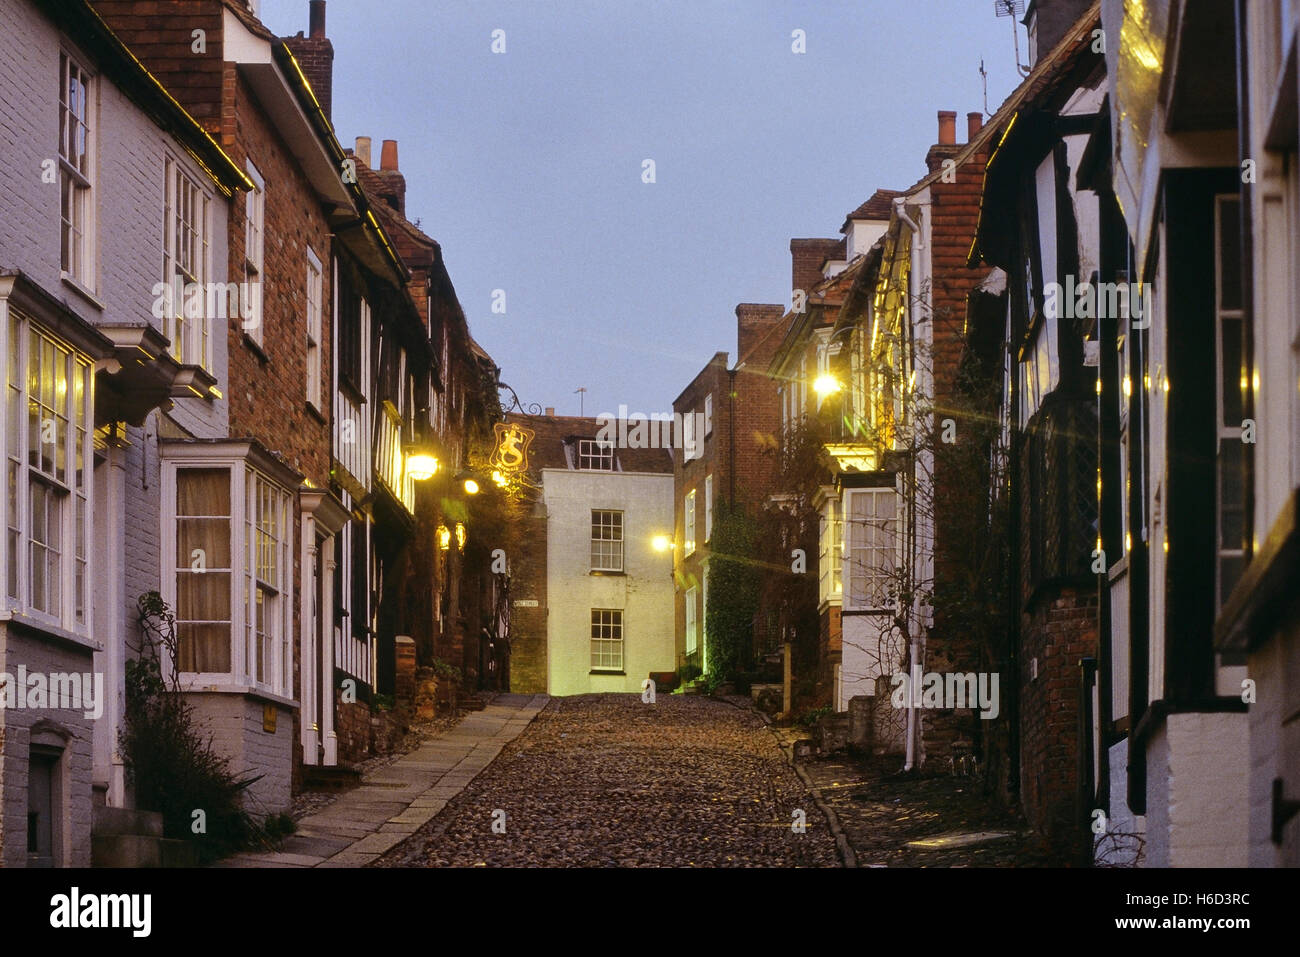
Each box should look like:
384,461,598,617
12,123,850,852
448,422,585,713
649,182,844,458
258,0,1024,417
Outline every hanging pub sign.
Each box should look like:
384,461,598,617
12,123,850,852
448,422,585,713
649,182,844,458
490,421,534,474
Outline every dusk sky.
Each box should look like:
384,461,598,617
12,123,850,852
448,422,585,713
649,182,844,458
259,0,1023,416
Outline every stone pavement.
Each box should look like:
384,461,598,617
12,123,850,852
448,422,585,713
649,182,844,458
215,693,548,868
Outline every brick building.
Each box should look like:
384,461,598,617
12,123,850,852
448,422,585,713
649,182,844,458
671,304,784,673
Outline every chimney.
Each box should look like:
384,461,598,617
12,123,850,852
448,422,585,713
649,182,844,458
925,109,963,173
789,238,842,301
1024,0,1096,67
373,139,407,216
283,2,334,120
544,407,555,417
967,111,983,141
937,110,957,145
735,304,786,365
354,136,372,169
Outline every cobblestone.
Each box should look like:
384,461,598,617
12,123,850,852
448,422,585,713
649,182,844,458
374,694,840,867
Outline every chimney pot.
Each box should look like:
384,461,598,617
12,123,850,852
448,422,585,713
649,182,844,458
380,139,399,172
355,136,372,169
309,0,326,38
544,407,555,417
967,111,983,141
937,110,957,146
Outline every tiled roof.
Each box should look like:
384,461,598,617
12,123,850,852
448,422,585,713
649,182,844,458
842,188,902,231
506,413,674,476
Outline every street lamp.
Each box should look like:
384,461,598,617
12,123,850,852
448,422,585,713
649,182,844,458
652,534,673,553
813,373,841,397
406,444,439,482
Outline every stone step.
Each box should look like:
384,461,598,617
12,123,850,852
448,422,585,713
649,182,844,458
302,763,364,792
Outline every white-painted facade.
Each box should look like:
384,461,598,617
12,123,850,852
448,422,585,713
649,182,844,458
542,468,675,696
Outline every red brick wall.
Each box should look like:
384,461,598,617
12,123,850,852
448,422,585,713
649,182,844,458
508,494,549,693
790,238,842,298
1018,585,1098,850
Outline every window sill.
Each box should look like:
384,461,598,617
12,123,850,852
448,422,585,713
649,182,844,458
589,569,626,577
305,401,327,425
60,274,104,311
242,332,269,364
589,670,626,676
0,610,101,653
177,679,299,711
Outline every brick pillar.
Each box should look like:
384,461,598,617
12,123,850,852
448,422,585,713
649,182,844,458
395,636,416,707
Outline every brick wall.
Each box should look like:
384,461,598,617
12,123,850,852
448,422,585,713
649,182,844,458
1018,584,1097,851
509,495,549,693
790,238,842,298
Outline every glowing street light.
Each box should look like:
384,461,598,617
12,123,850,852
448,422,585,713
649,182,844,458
406,447,439,482
813,373,841,397
652,534,673,553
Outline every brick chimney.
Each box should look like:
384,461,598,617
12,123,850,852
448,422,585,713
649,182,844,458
790,239,842,299
354,136,372,169
925,109,963,174
373,139,407,216
735,304,786,365
283,1,334,120
968,111,984,141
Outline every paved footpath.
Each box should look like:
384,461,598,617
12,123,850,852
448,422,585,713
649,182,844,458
216,693,548,868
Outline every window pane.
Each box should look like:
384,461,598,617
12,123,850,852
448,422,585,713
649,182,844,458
177,622,231,673
1221,316,1243,428
1218,197,1242,311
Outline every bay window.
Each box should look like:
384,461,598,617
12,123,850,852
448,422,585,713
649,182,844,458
162,444,296,697
845,487,897,611
3,306,93,634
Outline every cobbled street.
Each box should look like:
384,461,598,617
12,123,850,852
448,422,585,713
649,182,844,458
375,694,840,867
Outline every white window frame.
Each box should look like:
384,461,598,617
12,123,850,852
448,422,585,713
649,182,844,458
161,451,295,697
684,488,696,556
243,161,265,344
2,307,94,634
590,608,624,672
162,154,212,370
306,247,323,410
704,394,713,436
844,487,898,612
576,438,615,471
1214,194,1246,613
819,494,843,604
590,509,624,572
59,50,95,291
685,584,698,655
704,474,713,541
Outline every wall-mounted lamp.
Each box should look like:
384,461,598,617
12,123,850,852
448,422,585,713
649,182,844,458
437,524,451,550
455,522,467,550
406,445,440,482
652,534,673,553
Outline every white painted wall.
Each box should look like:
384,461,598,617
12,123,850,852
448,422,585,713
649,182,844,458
543,468,675,696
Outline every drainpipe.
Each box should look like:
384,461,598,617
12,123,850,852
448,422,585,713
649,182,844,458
895,196,926,771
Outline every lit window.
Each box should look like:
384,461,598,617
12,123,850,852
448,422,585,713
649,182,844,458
576,438,615,471
306,248,323,408
684,489,696,556
819,496,843,603
3,308,94,632
590,608,623,671
704,394,713,435
161,156,211,369
590,509,624,572
59,52,94,288
685,585,698,655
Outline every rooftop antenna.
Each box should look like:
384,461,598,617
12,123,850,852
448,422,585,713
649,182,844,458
980,58,991,116
574,386,587,416
993,0,1031,77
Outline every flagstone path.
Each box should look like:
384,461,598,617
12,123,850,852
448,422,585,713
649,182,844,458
214,693,548,867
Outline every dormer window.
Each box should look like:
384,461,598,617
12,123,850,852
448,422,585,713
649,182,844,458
575,438,615,471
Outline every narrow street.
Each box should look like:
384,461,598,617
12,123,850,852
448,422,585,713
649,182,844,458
375,695,840,867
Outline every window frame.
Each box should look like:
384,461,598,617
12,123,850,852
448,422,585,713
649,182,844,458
590,508,624,573
685,584,698,656
843,486,899,612
59,49,95,292
704,474,713,542
161,154,212,370
305,247,323,410
576,438,615,471
3,307,94,635
684,488,696,556
243,161,265,345
161,449,296,698
590,607,624,672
